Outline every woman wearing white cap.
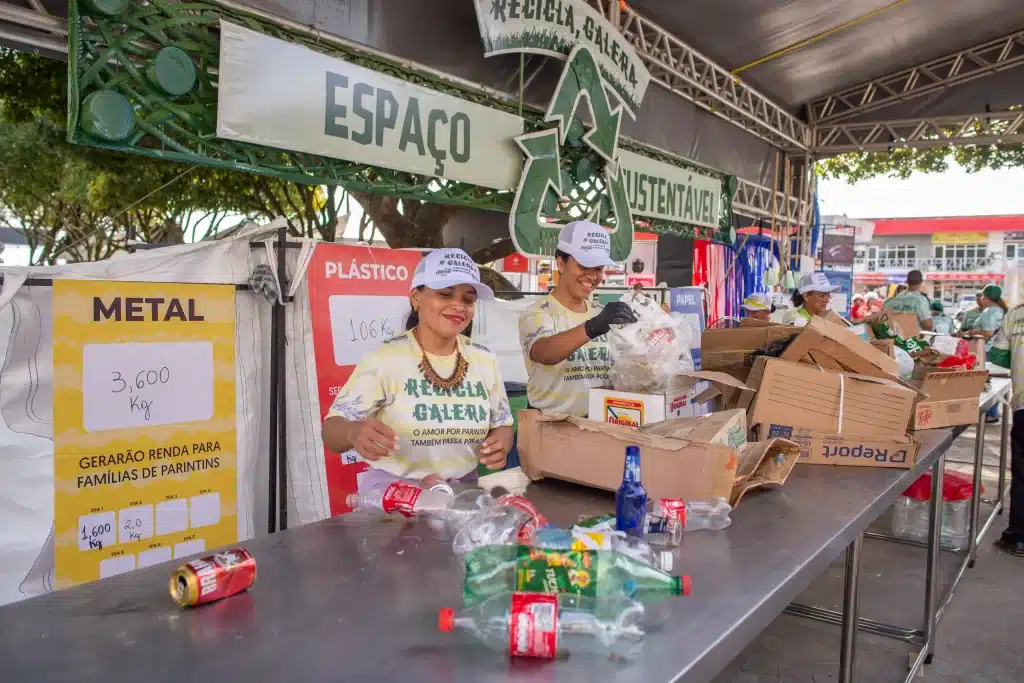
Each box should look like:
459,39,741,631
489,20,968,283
782,272,840,327
322,248,514,484
518,221,639,417
741,292,773,322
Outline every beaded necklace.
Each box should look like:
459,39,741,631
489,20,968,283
412,328,469,392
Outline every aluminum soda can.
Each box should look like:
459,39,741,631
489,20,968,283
170,548,256,607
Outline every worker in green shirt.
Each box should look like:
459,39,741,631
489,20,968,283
988,302,1024,556
959,291,985,333
929,300,954,335
882,270,933,331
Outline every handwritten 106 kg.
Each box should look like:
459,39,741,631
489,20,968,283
110,367,170,421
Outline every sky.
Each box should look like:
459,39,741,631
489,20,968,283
3,165,1023,267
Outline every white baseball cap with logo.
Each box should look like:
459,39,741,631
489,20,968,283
798,271,840,294
557,220,617,268
410,248,494,299
741,292,772,311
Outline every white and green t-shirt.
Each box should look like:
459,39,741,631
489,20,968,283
326,333,513,480
518,294,610,416
884,291,931,323
991,304,1024,409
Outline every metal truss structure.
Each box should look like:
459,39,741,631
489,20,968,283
810,30,1024,124
814,109,1024,153
733,177,809,227
588,0,810,151
0,2,67,54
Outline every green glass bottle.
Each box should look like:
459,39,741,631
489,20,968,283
463,544,689,607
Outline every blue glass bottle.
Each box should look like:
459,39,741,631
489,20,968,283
616,446,648,537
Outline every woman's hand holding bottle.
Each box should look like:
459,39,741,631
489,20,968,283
348,417,399,461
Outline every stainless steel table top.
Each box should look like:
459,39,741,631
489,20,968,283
0,430,956,683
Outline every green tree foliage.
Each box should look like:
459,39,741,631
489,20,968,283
0,49,518,275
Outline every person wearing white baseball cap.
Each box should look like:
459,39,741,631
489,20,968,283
322,248,514,488
518,221,638,416
741,292,773,322
782,272,840,327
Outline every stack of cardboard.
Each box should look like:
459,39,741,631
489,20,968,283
910,367,990,429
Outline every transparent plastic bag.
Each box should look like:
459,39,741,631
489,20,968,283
609,292,695,394
894,346,915,380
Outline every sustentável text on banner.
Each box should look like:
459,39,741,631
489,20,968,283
52,280,237,588
306,244,424,515
217,21,524,191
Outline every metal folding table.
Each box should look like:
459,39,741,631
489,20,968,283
785,377,1012,682
0,431,961,683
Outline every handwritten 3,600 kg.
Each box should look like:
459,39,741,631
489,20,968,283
110,367,170,421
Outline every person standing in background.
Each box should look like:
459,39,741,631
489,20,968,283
883,270,933,331
959,291,985,333
929,300,954,334
988,304,1024,556
866,291,884,313
782,272,839,326
850,294,868,322
741,292,773,322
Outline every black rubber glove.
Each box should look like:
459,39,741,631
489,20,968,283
584,301,638,339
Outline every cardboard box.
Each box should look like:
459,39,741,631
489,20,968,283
701,324,799,380
642,409,747,449
910,367,989,429
517,411,800,506
871,339,896,359
867,311,921,339
747,357,917,437
758,425,921,469
588,388,683,426
781,316,899,379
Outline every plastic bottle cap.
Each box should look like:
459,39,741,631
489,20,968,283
438,608,455,632
623,579,638,597
659,551,673,573
680,575,692,597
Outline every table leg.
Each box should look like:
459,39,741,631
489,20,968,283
998,396,1010,515
839,534,864,683
968,410,987,568
923,455,944,664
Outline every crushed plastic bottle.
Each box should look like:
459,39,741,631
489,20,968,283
346,481,454,518
451,494,546,555
570,529,673,572
658,497,732,531
438,591,645,659
462,544,690,607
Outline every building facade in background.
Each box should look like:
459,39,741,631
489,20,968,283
853,215,1023,307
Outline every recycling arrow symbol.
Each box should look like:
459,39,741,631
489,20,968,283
508,44,634,262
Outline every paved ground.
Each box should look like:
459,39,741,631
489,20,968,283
712,420,1024,683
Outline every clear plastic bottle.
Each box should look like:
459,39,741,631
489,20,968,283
462,544,690,607
570,529,673,572
451,494,545,555
658,497,732,531
345,481,454,517
438,591,646,659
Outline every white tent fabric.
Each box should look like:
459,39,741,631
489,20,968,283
0,231,273,605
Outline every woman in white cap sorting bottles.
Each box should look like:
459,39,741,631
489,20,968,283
740,292,774,322
518,221,639,417
322,248,514,486
782,272,840,326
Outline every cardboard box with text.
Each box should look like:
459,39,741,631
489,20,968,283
758,424,921,469
910,367,989,429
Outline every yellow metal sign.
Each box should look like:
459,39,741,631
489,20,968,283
932,232,987,245
52,280,237,588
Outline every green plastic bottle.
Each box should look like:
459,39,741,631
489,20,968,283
463,544,690,607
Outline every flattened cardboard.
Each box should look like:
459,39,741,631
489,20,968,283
866,311,921,339
781,316,899,378
757,424,921,469
641,409,747,449
516,411,798,506
913,368,989,401
746,357,917,437
912,398,977,430
701,325,799,379
674,370,755,412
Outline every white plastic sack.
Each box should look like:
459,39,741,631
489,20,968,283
895,346,916,380
609,292,695,394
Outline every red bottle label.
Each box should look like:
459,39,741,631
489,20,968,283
381,482,422,516
659,498,687,524
509,593,558,658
